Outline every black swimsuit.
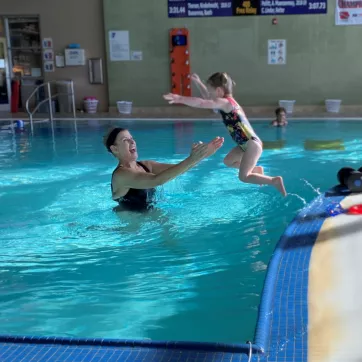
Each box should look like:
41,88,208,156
111,162,156,212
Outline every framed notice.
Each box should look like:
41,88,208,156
109,30,130,61
268,39,286,65
336,0,362,25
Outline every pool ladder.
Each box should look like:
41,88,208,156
25,80,76,134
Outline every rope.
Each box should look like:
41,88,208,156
247,341,253,362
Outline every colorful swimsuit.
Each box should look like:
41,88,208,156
219,97,261,151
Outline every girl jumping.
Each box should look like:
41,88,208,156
163,72,287,196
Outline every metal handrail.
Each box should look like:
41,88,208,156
25,80,76,134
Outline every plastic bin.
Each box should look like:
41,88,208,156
278,100,295,114
84,97,99,114
325,99,342,113
117,101,132,114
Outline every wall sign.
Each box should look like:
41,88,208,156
168,0,327,17
44,61,54,72
268,39,286,65
42,38,53,49
109,30,130,61
335,0,362,25
131,51,143,61
43,49,54,61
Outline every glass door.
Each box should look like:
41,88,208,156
0,37,11,112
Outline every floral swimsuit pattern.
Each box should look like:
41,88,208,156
219,97,260,151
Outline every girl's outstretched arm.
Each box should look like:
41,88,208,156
191,74,209,99
163,93,231,112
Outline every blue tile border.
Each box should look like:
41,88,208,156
0,335,257,354
0,342,255,362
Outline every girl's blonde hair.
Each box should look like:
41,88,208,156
206,72,236,94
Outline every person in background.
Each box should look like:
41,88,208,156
270,107,288,127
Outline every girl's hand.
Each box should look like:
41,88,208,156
191,73,201,83
163,93,181,104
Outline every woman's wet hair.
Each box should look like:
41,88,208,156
206,72,236,94
104,127,127,153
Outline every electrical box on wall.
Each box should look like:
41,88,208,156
169,28,191,97
65,49,86,66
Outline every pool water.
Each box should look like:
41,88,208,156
0,119,361,344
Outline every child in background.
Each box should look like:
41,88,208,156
163,72,287,196
270,107,288,127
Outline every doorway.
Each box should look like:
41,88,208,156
0,29,11,112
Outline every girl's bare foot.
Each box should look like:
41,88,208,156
272,176,287,196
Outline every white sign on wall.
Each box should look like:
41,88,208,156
65,49,86,66
44,61,54,72
42,38,53,49
131,50,143,61
335,0,362,25
268,39,286,65
43,49,54,61
109,30,130,61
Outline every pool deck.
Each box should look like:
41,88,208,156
1,185,360,361
0,105,362,122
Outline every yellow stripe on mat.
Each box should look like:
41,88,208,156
308,193,362,362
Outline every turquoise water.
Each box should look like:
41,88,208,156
0,119,361,344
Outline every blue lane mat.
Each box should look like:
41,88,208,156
0,187,348,362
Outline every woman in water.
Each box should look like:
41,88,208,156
163,72,287,196
104,127,224,211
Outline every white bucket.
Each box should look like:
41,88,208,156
84,99,99,114
278,100,296,114
117,101,133,114
325,99,342,113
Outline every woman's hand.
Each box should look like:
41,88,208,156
189,137,224,162
163,93,182,104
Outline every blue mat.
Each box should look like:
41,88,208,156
0,187,347,362
254,186,346,361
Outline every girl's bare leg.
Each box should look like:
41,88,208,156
224,146,264,174
238,141,287,196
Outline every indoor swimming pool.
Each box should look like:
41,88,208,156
0,119,361,344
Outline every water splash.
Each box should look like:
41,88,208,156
301,179,321,195
274,324,308,354
288,193,307,206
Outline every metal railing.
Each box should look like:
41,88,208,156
25,80,76,133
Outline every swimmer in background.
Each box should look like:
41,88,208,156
270,107,288,127
164,72,287,196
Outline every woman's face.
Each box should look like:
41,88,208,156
110,130,138,161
